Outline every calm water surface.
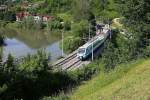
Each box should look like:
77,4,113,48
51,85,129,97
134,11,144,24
1,28,64,61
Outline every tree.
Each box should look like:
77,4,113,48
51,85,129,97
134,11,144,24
4,54,15,73
72,0,91,21
62,36,84,53
91,0,108,13
0,35,4,45
102,29,138,70
72,20,89,37
102,41,119,70
120,0,150,58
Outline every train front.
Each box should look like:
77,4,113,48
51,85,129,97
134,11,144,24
77,47,86,60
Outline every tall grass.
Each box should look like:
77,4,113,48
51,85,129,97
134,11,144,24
71,59,149,100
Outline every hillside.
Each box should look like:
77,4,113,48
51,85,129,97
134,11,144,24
71,59,150,100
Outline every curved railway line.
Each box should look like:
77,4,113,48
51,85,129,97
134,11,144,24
2,26,110,71
52,26,111,71
53,51,83,70
53,54,89,70
54,53,77,67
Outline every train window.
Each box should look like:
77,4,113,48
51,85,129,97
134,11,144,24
78,48,85,54
86,47,90,54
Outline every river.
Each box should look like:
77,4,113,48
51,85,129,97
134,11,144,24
0,28,64,61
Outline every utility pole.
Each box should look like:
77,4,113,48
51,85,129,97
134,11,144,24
47,21,48,31
89,22,94,61
61,22,64,57
89,23,91,40
62,30,64,57
92,37,94,61
108,19,112,39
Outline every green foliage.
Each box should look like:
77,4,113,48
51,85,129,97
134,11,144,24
48,17,63,31
102,41,118,69
35,0,72,14
0,49,100,99
118,0,150,58
63,20,71,31
1,0,150,99
72,0,90,21
0,11,16,22
57,13,73,22
19,16,45,30
0,34,5,46
72,20,89,37
61,18,96,53
19,51,49,72
62,36,84,53
102,29,139,70
0,20,8,27
0,84,7,94
71,59,150,99
0,47,3,60
0,51,74,99
74,64,100,81
91,0,120,19
4,54,16,73
142,45,150,58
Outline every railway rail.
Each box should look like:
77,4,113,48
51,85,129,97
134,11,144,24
52,50,80,70
54,53,77,67
50,25,110,70
62,58,81,70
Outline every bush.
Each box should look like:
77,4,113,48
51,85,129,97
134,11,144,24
61,20,90,53
0,48,101,100
102,29,135,70
0,21,8,27
0,35,5,46
62,36,84,53
67,61,101,83
19,16,46,30
48,17,63,30
0,11,16,22
18,51,49,72
64,20,71,31
143,45,150,58
72,20,89,37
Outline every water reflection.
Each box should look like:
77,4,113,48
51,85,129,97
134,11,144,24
0,28,63,61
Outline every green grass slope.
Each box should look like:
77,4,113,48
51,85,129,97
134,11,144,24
71,59,150,100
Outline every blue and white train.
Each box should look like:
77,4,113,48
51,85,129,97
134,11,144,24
77,27,110,60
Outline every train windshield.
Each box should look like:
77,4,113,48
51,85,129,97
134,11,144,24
78,48,85,54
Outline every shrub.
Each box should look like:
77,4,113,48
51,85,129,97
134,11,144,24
48,17,63,30
0,21,8,27
64,20,71,31
143,45,150,58
61,36,84,53
72,20,89,37
20,16,46,30
0,35,5,46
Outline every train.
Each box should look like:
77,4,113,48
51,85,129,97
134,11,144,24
77,26,110,60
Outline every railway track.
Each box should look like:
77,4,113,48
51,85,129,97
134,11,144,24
53,50,84,70
62,58,81,70
53,52,77,66
53,28,110,70
68,60,83,71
